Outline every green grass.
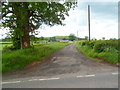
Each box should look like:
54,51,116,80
76,40,119,64
45,36,69,41
0,45,2,51
0,42,13,51
0,42,12,44
2,42,72,73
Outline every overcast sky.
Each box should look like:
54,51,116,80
1,0,119,39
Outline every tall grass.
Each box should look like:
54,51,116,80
2,42,71,73
76,40,119,64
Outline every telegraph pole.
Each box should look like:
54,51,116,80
88,5,91,41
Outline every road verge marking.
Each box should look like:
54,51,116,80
112,73,118,75
1,81,21,84
28,79,38,81
85,75,95,77
39,78,60,81
76,76,84,78
77,75,95,78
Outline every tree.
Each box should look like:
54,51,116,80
69,33,76,41
2,2,77,49
77,37,84,40
102,37,105,40
85,36,88,40
30,35,39,43
49,37,56,42
62,37,67,40
40,36,44,40
92,38,97,40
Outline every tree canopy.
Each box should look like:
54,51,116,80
69,33,76,41
2,1,77,49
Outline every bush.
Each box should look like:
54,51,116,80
107,40,118,50
94,41,106,53
81,40,89,46
89,41,96,49
93,40,118,53
76,39,119,64
3,45,15,52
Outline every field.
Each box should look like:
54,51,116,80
2,42,72,73
45,36,69,41
76,39,119,64
0,42,13,51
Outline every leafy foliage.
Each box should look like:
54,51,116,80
69,33,76,41
48,37,57,42
76,39,119,64
2,2,77,49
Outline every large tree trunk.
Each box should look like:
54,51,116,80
22,30,30,48
21,2,30,48
12,2,31,49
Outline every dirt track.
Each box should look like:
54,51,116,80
3,43,117,80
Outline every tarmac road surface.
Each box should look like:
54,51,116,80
2,43,118,88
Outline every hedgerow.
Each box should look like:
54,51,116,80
76,39,119,64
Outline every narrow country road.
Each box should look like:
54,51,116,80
2,43,118,88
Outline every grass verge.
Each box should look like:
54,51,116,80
2,42,72,73
76,41,119,64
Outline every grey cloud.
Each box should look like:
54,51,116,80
78,2,118,21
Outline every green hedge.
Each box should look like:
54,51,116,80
80,40,118,53
76,39,119,64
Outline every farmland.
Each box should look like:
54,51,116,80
0,42,13,51
76,39,119,64
45,36,69,41
1,39,119,73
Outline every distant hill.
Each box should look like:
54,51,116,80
44,36,69,41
